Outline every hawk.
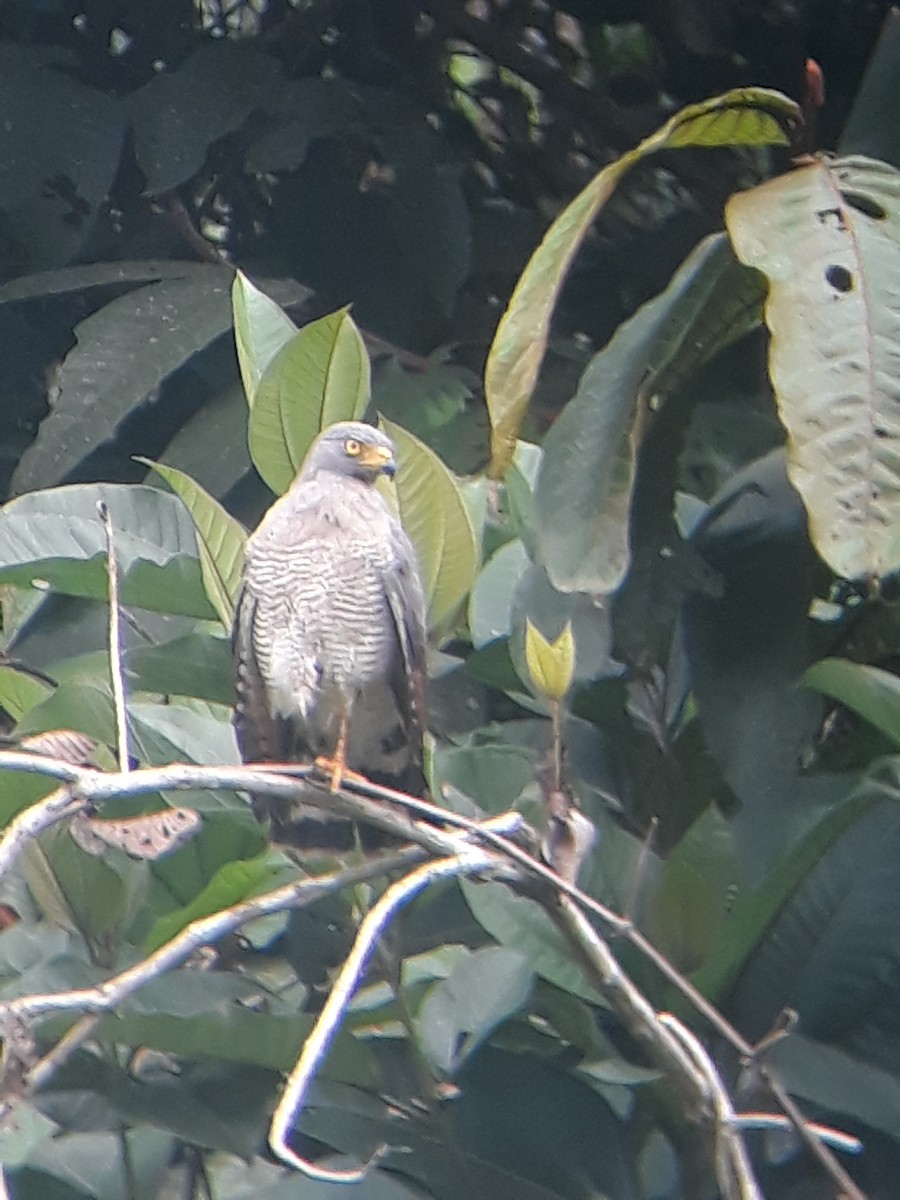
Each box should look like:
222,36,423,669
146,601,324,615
233,422,428,844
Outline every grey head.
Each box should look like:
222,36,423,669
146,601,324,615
302,422,397,483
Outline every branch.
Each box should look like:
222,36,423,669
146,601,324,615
97,501,129,773
269,847,508,1181
659,1012,762,1200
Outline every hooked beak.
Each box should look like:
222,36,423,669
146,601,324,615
360,443,396,476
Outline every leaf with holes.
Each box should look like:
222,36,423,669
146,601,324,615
727,156,900,582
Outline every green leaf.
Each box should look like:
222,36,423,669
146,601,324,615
0,1100,58,1168
249,308,370,494
804,657,900,748
485,88,798,477
535,234,756,594
524,620,575,701
0,666,52,722
416,946,534,1074
0,484,216,619
461,879,602,1004
12,270,234,495
726,156,900,582
380,418,479,632
139,459,247,628
232,270,298,406
143,850,292,953
125,633,234,706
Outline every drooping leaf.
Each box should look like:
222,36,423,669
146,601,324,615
12,270,235,495
536,235,753,594
469,540,531,650
249,308,370,494
232,270,298,406
804,657,900,749
0,484,216,619
380,419,479,632
485,88,798,477
139,459,247,629
726,155,900,582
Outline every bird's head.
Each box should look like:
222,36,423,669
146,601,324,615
305,422,397,483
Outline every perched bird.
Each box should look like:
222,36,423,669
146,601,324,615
233,421,427,845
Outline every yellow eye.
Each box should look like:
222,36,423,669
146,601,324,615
344,438,362,457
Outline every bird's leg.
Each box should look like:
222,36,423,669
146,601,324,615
314,707,367,791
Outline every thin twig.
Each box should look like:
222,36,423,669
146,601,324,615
97,502,129,773
660,1012,763,1200
269,847,508,1180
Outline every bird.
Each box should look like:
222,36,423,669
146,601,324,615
232,421,428,846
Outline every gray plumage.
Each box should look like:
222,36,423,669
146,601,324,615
233,422,427,842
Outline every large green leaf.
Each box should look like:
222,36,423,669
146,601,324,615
232,270,298,406
140,460,247,629
381,418,479,632
535,234,754,594
804,657,900,749
11,270,236,495
125,633,234,705
726,156,900,583
249,308,370,495
485,87,798,477
0,484,215,619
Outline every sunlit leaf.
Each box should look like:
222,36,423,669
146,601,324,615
0,484,215,619
0,666,52,722
139,459,247,628
485,88,798,477
249,308,370,495
232,270,298,406
380,418,479,632
524,619,574,701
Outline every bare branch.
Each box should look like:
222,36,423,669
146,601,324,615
659,1012,763,1200
269,847,510,1180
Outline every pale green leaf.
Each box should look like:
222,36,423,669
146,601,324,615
485,87,797,477
139,459,247,629
0,666,52,722
232,270,297,406
249,308,370,495
727,156,900,582
0,484,215,619
524,619,574,700
380,418,479,632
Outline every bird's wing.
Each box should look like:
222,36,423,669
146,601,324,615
382,525,428,765
232,582,287,763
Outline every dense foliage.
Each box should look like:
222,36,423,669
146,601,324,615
0,2,899,1198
